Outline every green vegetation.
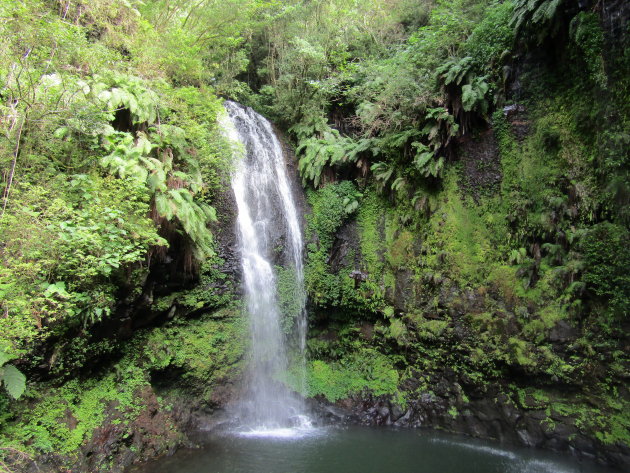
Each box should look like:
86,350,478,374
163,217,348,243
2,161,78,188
290,325,403,404
0,308,244,469
0,0,628,469
143,307,245,398
0,351,25,400
0,1,244,469
267,0,629,458
306,352,400,403
0,0,239,363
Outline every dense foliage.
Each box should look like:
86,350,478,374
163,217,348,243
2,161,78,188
0,0,237,360
0,0,628,471
238,0,630,460
0,2,241,468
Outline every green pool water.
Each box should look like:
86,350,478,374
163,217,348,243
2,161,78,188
128,425,616,473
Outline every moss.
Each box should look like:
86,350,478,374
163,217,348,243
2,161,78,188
143,307,246,398
408,313,449,342
386,318,408,346
356,190,386,278
386,230,414,269
306,181,359,251
152,257,236,316
0,307,245,464
1,356,149,458
303,348,401,403
422,169,505,286
508,337,536,369
580,222,630,319
275,265,303,333
546,395,630,447
304,181,360,309
522,304,567,343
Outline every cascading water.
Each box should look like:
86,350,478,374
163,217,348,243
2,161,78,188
221,101,310,432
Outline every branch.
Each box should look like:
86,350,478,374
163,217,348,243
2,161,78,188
1,115,25,220
181,0,211,29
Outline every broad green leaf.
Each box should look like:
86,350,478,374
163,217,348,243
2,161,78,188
2,365,26,399
0,350,11,367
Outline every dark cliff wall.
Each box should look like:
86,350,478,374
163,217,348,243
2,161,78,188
296,5,630,468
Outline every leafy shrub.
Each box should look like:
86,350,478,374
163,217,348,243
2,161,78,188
580,222,630,318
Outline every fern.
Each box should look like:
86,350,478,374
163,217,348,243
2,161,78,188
100,127,214,259
390,176,408,196
379,129,422,149
155,189,216,258
461,76,490,113
296,127,365,187
422,107,459,151
411,143,445,178
511,0,566,45
370,162,394,188
436,56,476,86
91,72,159,124
342,191,363,215
100,132,156,185
424,156,445,178
509,247,528,265
289,114,331,141
411,189,438,215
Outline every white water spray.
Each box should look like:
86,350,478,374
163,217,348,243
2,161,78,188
221,101,310,432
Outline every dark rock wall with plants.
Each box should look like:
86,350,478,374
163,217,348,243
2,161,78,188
0,1,628,472
275,1,630,469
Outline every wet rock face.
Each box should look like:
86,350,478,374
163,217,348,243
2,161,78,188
80,387,183,473
601,0,630,46
26,384,240,473
210,177,241,291
328,221,361,274
502,104,530,142
458,127,503,201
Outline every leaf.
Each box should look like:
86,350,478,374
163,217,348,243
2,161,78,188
371,162,393,184
0,350,11,367
204,204,217,222
54,127,69,139
97,90,112,104
461,84,477,111
155,193,173,220
414,150,434,170
2,364,26,399
391,176,406,192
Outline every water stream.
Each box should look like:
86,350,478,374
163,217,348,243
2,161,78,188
221,101,309,432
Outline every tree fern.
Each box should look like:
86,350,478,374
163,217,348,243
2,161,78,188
370,161,394,188
91,72,160,124
296,127,364,187
412,143,440,177
391,176,408,196
100,132,156,185
511,0,566,45
461,76,490,113
100,126,215,260
422,107,459,150
436,56,476,86
155,188,216,258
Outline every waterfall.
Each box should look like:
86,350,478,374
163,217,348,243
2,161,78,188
221,101,309,431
